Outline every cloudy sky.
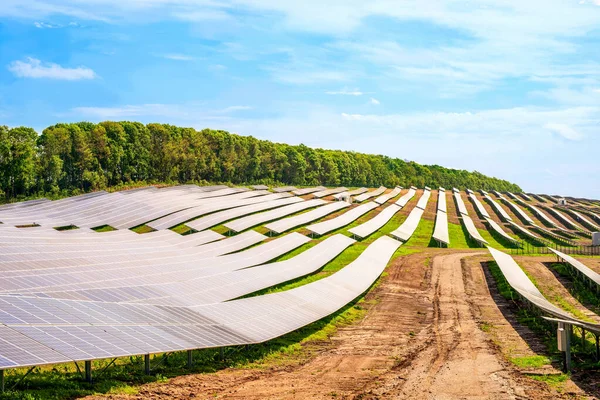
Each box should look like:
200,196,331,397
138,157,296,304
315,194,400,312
1,1,599,197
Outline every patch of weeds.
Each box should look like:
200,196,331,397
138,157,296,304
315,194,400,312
510,355,551,369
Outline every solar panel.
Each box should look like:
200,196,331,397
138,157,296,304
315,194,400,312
395,187,416,207
224,199,326,233
390,191,430,242
349,204,401,240
460,215,488,246
354,187,386,203
374,187,402,205
306,202,378,236
432,210,449,245
454,191,468,216
264,201,350,235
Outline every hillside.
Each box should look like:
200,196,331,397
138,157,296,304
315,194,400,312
0,122,521,200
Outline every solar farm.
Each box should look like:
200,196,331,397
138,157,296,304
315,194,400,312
1,185,600,398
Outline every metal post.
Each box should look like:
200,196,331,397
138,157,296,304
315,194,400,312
144,354,150,375
1,369,4,393
85,360,92,383
220,347,224,361
582,328,586,351
596,334,599,361
566,325,572,372
187,350,193,368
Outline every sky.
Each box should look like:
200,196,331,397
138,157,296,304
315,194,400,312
1,1,599,198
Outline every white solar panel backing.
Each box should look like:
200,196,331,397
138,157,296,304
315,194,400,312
416,189,431,210
571,211,600,231
389,207,424,242
454,191,468,216
487,247,600,334
349,204,401,240
549,248,600,286
500,198,534,225
507,221,545,243
312,187,348,198
484,217,519,244
375,187,402,205
437,189,447,213
519,193,532,201
346,187,369,196
307,202,378,236
291,186,326,196
264,201,350,234
224,199,326,233
395,188,416,207
468,193,490,219
273,186,297,193
354,186,386,203
461,215,488,246
186,196,304,231
483,195,512,222
432,210,449,245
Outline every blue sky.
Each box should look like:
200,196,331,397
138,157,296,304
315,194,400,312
1,1,600,198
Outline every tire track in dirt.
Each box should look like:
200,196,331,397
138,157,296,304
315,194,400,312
87,251,579,400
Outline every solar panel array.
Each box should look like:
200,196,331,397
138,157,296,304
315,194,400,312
483,194,512,222
0,184,415,372
307,202,378,236
264,201,350,234
354,186,386,203
460,215,488,246
349,204,401,240
483,218,519,245
487,247,600,334
499,197,534,225
432,189,449,246
390,189,430,242
312,187,348,199
454,191,468,216
291,186,326,196
468,193,490,219
224,199,326,233
395,187,416,207
375,187,402,205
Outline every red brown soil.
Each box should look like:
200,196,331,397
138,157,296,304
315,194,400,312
86,251,596,400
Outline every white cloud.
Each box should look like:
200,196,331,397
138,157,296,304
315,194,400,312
8,58,96,80
171,9,231,21
71,103,252,119
159,53,196,61
326,88,363,96
369,97,380,105
269,68,350,85
544,123,584,141
34,21,58,28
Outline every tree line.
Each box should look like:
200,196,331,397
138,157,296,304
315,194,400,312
0,122,521,200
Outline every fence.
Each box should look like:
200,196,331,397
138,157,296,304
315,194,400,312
510,241,600,256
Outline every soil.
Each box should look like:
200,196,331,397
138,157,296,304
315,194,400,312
86,251,597,400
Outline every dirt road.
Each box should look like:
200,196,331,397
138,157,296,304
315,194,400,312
90,251,579,400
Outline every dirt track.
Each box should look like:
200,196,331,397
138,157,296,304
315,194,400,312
90,251,586,400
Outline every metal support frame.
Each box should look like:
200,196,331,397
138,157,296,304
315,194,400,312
220,347,225,361
8,366,36,391
96,358,118,380
85,360,92,383
187,350,193,368
144,354,151,375
1,369,4,393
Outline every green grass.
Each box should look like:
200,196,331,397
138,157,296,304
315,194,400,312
130,224,154,234
529,373,569,387
53,225,78,231
448,222,471,248
92,225,116,232
510,355,551,368
170,223,193,235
